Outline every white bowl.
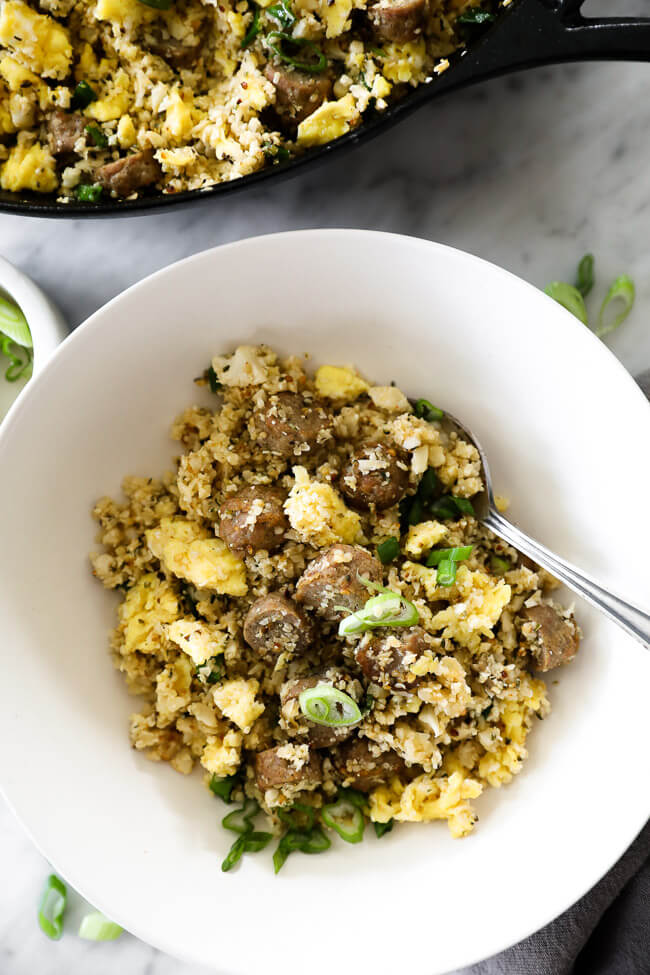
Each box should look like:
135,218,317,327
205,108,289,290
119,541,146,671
0,231,648,975
0,255,68,420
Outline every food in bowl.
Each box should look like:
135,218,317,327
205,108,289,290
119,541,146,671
0,0,497,202
90,344,580,870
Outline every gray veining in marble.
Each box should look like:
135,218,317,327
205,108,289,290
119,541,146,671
1,51,650,975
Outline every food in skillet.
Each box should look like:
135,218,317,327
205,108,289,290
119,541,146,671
90,345,580,871
0,0,500,202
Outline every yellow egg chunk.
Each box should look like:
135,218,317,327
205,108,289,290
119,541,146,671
369,770,483,838
213,679,264,733
431,565,511,648
156,654,193,725
147,517,248,595
0,1,71,79
404,520,447,558
85,92,130,123
0,141,57,192
119,573,179,656
116,115,136,148
381,39,426,84
167,618,227,666
315,365,369,403
318,0,353,38
94,0,154,27
201,729,243,777
163,90,194,141
297,94,359,148
284,466,361,546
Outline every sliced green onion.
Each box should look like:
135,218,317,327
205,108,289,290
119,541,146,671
221,830,272,872
490,554,511,573
243,830,273,852
451,496,474,515
414,398,443,422
338,588,419,637
75,183,103,203
222,834,246,872
429,495,474,520
222,798,259,834
407,496,424,526
426,545,473,567
0,294,31,347
596,274,635,338
278,801,316,831
266,0,295,30
273,826,330,873
299,684,361,726
417,468,439,502
266,31,327,73
209,772,240,803
70,80,97,110
545,282,588,326
458,8,494,24
197,656,223,684
241,4,260,48
337,787,368,810
138,0,172,8
206,364,223,393
0,334,32,382
78,912,123,941
377,536,399,564
263,142,291,163
38,874,67,940
575,253,595,297
436,559,457,587
321,799,365,843
85,124,108,148
374,819,394,838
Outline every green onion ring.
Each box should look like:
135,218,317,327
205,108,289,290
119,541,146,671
545,281,589,326
222,798,259,834
266,31,327,73
321,799,365,843
338,587,419,637
413,398,443,422
37,874,67,940
0,294,31,347
596,274,635,338
78,912,123,941
435,558,457,587
426,545,473,567
575,253,595,297
299,684,362,726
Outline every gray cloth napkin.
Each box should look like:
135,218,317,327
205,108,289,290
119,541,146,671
455,370,650,975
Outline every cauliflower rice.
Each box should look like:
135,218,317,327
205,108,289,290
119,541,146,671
91,344,581,869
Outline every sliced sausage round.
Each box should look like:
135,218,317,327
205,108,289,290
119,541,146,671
264,64,332,127
243,592,312,657
524,605,580,672
356,625,432,690
280,669,360,748
369,0,426,42
339,441,410,511
254,745,322,791
47,110,86,156
251,391,333,459
219,484,288,554
333,737,408,791
295,543,383,621
97,149,162,197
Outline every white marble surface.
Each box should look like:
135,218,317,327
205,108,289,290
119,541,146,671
1,56,650,975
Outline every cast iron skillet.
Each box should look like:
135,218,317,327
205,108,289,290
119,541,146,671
2,0,649,218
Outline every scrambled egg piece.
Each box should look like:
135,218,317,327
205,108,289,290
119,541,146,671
431,565,511,647
368,386,411,413
381,40,427,84
284,466,361,546
369,770,483,838
201,728,243,777
156,654,193,726
0,140,57,192
167,618,227,666
297,94,359,147
146,517,247,596
0,1,71,79
213,678,264,732
117,115,136,148
119,573,179,655
315,365,369,403
94,0,154,28
478,679,548,787
163,90,194,141
404,520,447,558
318,0,353,38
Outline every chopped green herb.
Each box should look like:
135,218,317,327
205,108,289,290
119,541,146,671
575,253,595,297
407,496,424,526
75,183,103,203
458,8,495,24
436,558,457,587
241,3,260,48
263,142,291,164
428,495,475,520
266,31,327,73
490,554,511,573
596,274,635,338
374,819,394,838
85,124,108,148
321,797,365,843
426,545,473,567
545,281,588,326
417,468,439,503
414,398,443,421
299,684,362,726
377,536,400,564
70,80,97,110
38,874,67,941
207,365,222,393
266,0,295,31
209,772,240,803
78,912,123,941
273,826,330,873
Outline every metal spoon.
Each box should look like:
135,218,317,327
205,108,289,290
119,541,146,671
441,410,650,651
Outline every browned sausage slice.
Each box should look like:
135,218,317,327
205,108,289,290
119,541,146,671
219,485,288,554
339,441,410,511
280,669,359,748
149,35,203,69
295,543,383,621
47,109,86,155
264,64,332,127
254,745,322,791
333,737,407,791
243,592,312,657
369,0,426,42
356,625,432,690
524,605,580,672
97,149,162,197
251,391,333,459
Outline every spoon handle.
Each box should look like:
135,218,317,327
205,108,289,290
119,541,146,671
483,508,650,651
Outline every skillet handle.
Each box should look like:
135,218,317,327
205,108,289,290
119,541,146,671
435,0,650,96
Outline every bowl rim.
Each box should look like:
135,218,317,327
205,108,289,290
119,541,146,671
1,229,649,974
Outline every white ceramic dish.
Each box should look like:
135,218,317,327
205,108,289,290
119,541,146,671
0,255,68,420
0,231,648,975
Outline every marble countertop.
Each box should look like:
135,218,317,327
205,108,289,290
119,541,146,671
1,54,649,975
